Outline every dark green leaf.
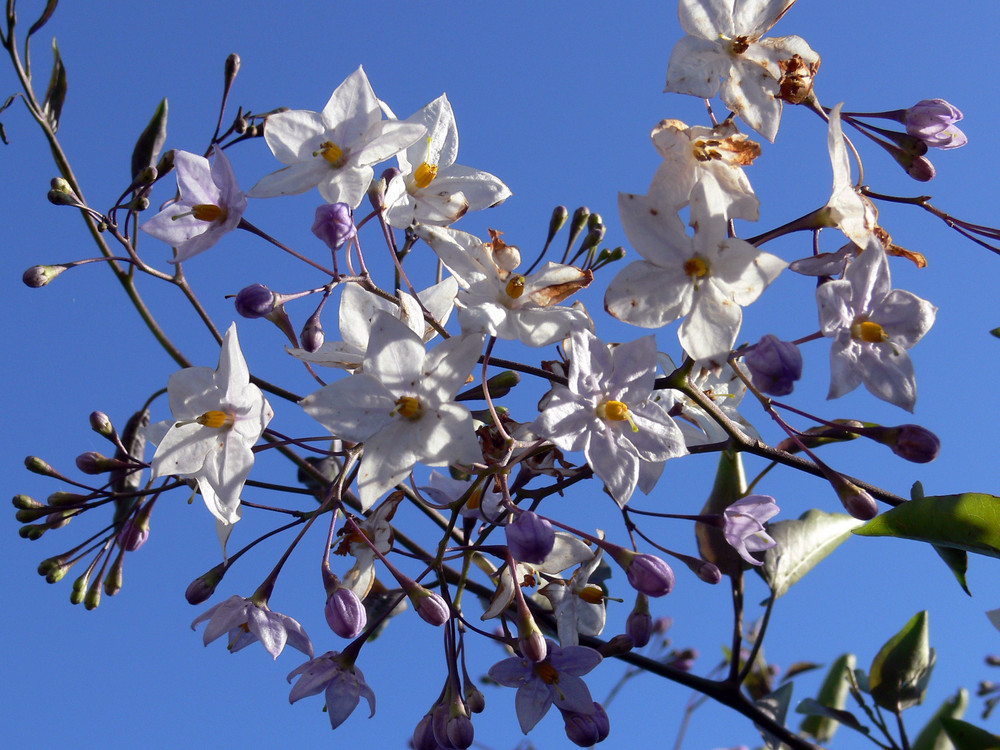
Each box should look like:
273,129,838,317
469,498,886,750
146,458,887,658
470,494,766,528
940,717,1000,750
854,492,1000,560
754,682,793,750
913,688,969,750
27,0,59,38
41,38,66,132
800,654,857,742
796,697,869,736
131,98,168,181
758,509,863,599
870,610,935,711
935,545,971,595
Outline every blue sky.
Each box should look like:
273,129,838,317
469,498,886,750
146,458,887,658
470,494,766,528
5,1,1000,748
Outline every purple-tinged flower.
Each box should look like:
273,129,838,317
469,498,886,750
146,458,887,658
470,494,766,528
140,146,246,263
561,701,610,746
325,587,367,638
312,202,357,251
905,99,967,149
506,511,556,564
488,639,602,734
722,495,780,566
744,335,802,396
191,595,313,659
287,651,375,730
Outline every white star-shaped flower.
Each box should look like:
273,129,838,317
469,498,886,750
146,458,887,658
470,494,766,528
140,146,246,263
191,595,313,660
416,224,593,347
382,93,511,227
150,323,272,540
606,180,786,361
301,313,484,510
249,66,426,208
533,331,688,506
665,0,819,141
817,240,936,411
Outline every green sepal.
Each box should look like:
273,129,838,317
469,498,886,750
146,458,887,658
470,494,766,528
869,610,935,711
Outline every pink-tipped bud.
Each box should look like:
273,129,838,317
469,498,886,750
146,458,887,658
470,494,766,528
325,587,367,638
505,511,555,564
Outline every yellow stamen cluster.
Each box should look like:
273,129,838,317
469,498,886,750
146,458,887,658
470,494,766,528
413,161,438,189
535,661,560,685
692,139,722,162
851,320,889,343
578,584,605,604
596,399,639,433
196,410,235,429
505,274,526,299
191,204,227,222
314,141,345,167
393,395,424,420
684,257,709,279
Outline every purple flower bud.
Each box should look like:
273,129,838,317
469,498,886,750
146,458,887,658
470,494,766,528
76,451,111,474
905,155,936,182
562,702,610,747
626,594,653,648
234,283,276,319
185,564,225,605
464,681,486,714
667,647,698,672
831,475,879,520
905,99,967,149
867,424,940,463
505,511,555,564
324,587,367,638
624,552,675,598
312,202,357,252
411,714,438,750
744,334,802,396
433,702,474,750
116,518,149,551
411,587,450,626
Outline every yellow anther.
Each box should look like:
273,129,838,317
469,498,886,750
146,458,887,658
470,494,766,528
684,257,709,279
851,320,889,343
191,204,226,222
413,161,438,189
314,141,345,166
393,395,424,420
535,661,560,685
578,584,605,604
596,399,639,433
505,274,526,299
196,410,235,429
692,139,720,163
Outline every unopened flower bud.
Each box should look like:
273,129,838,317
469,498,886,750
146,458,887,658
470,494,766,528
694,559,723,584
185,564,226,605
116,517,149,551
831,475,879,520
412,714,438,750
433,700,474,750
905,99,967,149
562,702,610,747
987,655,1000,667
47,491,87,507
40,557,71,583
25,455,58,476
76,451,128,474
620,550,675,597
892,147,936,181
409,586,450,626
22,264,67,287
569,206,590,235
89,411,116,438
325,587,367,638
12,494,42,510
47,509,72,529
744,334,802,396
15,506,50,523
626,593,653,647
19,523,47,540
155,148,176,177
225,53,241,85
464,681,486,714
312,202,357,252
300,319,325,353
517,613,547,662
599,634,635,657
505,511,555,564
667,647,699,671
234,283,276,319
867,424,940,463
546,205,569,245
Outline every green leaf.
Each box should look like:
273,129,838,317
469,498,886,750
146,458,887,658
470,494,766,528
940,717,1000,750
990,327,1000,340
800,654,857,742
757,509,863,599
754,681,794,750
869,610,936,711
913,688,969,750
131,98,168,181
695,449,747,578
42,38,67,132
796,697,869,737
854,492,1000,560
934,545,972,595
